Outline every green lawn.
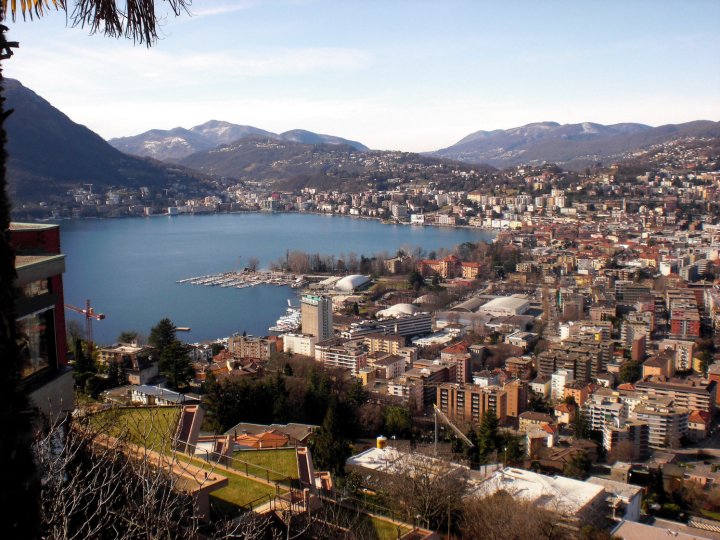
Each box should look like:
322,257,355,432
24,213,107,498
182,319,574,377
701,509,720,521
232,448,299,481
323,502,412,540
87,406,180,451
209,470,278,511
368,515,411,540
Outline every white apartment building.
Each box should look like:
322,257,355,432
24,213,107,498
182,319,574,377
631,402,689,449
314,338,367,375
551,368,574,402
283,333,317,357
584,393,626,433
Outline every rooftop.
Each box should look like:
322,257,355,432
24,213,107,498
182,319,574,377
586,476,642,501
475,467,605,515
612,518,720,540
10,222,58,231
15,253,65,270
478,295,530,312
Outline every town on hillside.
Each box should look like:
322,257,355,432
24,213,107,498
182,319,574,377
12,141,720,538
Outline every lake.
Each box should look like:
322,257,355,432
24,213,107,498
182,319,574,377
57,213,495,344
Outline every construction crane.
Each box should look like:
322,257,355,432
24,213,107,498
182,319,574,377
434,404,474,456
65,299,105,353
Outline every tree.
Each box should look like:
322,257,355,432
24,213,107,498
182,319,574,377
498,432,524,465
563,450,591,480
572,407,591,439
269,371,289,420
66,319,84,345
347,379,368,407
476,409,500,463
73,337,95,392
149,317,177,358
698,349,711,377
201,371,224,433
159,339,193,390
106,359,126,389
383,405,411,437
118,330,139,344
84,374,105,399
529,389,551,413
380,453,468,533
408,270,425,291
246,256,260,272
357,402,384,436
311,405,352,476
619,360,642,384
607,440,636,464
461,492,568,540
73,338,94,376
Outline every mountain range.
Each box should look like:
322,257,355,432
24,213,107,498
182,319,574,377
429,120,720,168
109,121,369,161
3,79,205,201
3,78,719,203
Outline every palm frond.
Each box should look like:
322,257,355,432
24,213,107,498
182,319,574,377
1,1,190,47
70,0,190,46
1,0,64,22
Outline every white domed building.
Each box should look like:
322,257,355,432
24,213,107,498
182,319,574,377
376,303,420,319
335,274,371,292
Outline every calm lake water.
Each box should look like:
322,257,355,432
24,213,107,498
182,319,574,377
57,213,494,344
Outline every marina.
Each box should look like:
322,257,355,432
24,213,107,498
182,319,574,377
176,270,307,289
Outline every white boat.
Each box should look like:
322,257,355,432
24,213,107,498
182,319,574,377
269,305,301,333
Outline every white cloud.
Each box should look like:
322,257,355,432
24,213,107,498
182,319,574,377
189,1,259,18
7,43,372,97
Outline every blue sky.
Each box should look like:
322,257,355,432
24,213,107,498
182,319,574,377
4,0,720,151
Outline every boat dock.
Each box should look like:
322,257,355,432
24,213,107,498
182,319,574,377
176,271,307,290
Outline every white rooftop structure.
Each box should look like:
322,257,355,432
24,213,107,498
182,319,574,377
478,295,530,316
475,467,605,516
347,446,501,485
411,328,460,347
335,274,370,292
347,446,466,478
376,303,420,319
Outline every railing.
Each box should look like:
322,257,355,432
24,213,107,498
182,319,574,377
196,445,300,489
688,516,720,533
318,488,408,527
241,493,273,512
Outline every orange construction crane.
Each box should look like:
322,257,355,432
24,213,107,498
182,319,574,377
65,299,105,353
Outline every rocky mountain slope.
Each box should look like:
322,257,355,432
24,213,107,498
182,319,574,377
3,79,204,201
109,121,368,161
429,120,720,168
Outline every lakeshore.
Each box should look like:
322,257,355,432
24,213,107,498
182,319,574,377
49,207,507,233
58,213,494,344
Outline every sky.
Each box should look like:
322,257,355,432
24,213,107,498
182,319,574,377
4,0,720,152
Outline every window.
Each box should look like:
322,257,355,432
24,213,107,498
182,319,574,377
17,278,50,298
17,308,56,379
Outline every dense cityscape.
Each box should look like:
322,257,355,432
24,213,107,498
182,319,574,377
10,128,720,539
